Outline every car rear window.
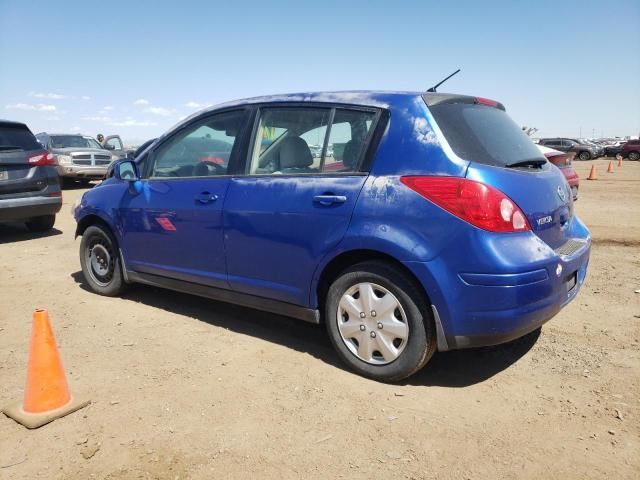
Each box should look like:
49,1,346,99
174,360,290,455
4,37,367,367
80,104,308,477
0,124,42,151
424,98,544,167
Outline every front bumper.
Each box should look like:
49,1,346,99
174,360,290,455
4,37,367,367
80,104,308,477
57,164,108,179
0,195,62,222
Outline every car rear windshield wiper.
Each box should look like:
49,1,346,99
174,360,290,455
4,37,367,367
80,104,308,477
0,145,24,151
505,159,546,168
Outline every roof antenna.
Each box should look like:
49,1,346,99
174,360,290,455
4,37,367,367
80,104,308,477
426,68,461,93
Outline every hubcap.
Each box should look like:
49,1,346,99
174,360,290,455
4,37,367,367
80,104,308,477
86,238,114,287
336,282,409,365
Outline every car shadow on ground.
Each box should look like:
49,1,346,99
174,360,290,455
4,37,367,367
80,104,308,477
70,271,540,388
0,223,63,244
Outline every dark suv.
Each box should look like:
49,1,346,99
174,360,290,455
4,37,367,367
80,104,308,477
538,138,599,161
0,120,62,231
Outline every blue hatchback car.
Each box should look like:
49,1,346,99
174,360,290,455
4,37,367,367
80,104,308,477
74,91,591,381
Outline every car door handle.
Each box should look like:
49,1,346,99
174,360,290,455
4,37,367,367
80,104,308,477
195,192,218,204
313,195,347,206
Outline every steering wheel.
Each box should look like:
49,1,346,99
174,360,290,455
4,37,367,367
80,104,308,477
200,159,226,174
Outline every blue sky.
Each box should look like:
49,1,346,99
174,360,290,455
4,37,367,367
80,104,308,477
1,0,638,144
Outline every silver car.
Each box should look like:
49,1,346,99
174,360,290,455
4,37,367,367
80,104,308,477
35,133,117,183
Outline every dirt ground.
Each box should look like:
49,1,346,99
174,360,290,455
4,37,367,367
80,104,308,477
1,159,639,479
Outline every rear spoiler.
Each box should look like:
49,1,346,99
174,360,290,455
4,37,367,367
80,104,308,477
423,93,505,111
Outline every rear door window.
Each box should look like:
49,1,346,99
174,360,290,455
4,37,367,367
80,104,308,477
0,124,42,151
322,109,376,173
425,97,544,167
248,106,377,175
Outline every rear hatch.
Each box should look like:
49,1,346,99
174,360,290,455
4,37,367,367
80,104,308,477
424,94,574,250
0,122,51,196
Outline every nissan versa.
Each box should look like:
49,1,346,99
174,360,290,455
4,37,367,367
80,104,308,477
73,91,591,381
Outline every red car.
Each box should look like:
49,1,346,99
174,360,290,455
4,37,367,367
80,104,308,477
621,140,640,161
538,145,579,200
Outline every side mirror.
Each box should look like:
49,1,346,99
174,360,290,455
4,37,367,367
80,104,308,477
103,143,115,150
115,160,139,182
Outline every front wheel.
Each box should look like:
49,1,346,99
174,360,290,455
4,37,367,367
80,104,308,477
80,225,126,296
325,261,436,381
628,151,640,161
578,151,591,161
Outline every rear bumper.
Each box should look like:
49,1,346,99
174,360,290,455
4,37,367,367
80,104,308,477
404,222,591,351
57,165,108,179
0,195,62,222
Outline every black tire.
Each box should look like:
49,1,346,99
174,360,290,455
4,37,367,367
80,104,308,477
25,214,55,232
578,151,591,161
80,224,126,296
325,261,436,382
628,151,640,161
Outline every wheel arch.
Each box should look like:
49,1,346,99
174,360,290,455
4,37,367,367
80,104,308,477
314,249,432,313
75,213,116,239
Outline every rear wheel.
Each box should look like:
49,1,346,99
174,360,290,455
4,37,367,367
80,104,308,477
25,214,55,232
628,151,640,161
325,261,436,382
80,225,126,296
578,151,591,161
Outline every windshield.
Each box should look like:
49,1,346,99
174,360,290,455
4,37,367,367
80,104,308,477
50,135,103,149
426,99,545,167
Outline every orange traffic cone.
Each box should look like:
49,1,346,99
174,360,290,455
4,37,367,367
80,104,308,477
587,165,597,180
2,309,89,428
618,157,623,167
607,161,614,173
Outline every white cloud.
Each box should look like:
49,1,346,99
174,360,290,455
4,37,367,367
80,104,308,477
6,103,57,112
133,98,149,106
83,116,113,122
70,126,82,132
145,106,171,117
45,115,61,121
29,92,65,100
102,106,114,111
81,96,91,101
185,101,208,109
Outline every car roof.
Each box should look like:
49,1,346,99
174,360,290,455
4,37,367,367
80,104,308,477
0,119,29,128
204,90,424,112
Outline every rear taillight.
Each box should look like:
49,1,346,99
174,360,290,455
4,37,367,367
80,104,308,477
400,176,531,233
27,151,57,166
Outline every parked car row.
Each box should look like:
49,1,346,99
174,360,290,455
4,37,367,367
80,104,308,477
537,138,603,161
536,137,640,159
